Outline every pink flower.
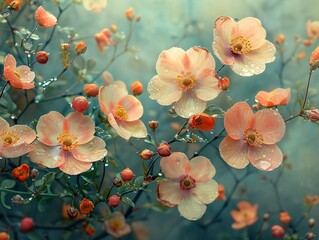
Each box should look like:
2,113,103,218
104,212,131,238
157,152,218,220
213,16,276,76
98,85,147,140
255,88,291,107
148,47,220,118
306,20,319,40
95,29,114,52
231,201,258,229
3,54,35,89
83,0,107,13
0,117,36,158
219,102,286,171
28,111,107,175
34,6,57,28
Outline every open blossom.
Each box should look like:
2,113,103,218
231,201,258,229
28,111,107,175
219,102,286,171
83,0,107,13
104,212,131,238
255,88,291,107
98,85,147,140
213,16,276,76
34,6,57,28
157,152,218,220
4,54,35,89
0,116,36,158
306,20,319,40
148,47,220,118
95,29,114,52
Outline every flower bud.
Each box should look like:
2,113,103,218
252,104,260,110
20,218,35,233
83,84,99,97
307,232,316,240
263,213,270,221
36,51,49,64
308,218,316,228
125,7,134,21
131,80,143,95
275,33,285,44
271,225,285,238
0,232,9,240
304,40,313,47
67,206,79,219
79,198,94,215
12,164,29,181
110,24,117,33
108,195,120,208
75,41,87,55
120,168,135,182
60,43,70,51
82,222,95,237
157,142,171,157
296,51,306,61
140,149,153,160
306,109,319,121
310,46,319,70
279,211,291,225
11,195,24,205
135,16,141,22
218,77,230,91
30,168,39,180
112,177,123,187
148,120,158,131
72,96,89,112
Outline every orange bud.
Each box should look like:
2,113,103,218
12,164,30,181
148,120,159,130
36,51,49,64
279,211,291,225
83,84,99,97
110,24,117,33
131,81,143,95
72,96,89,112
20,218,34,233
108,195,120,207
157,142,171,157
60,43,70,51
6,0,21,10
271,225,285,238
75,41,87,55
82,222,95,237
296,51,306,61
79,198,94,215
217,184,226,200
0,232,9,240
120,168,135,182
218,77,230,91
275,33,285,44
140,149,154,160
125,7,134,21
309,46,319,70
189,113,216,131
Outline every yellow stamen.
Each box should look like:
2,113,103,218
176,71,196,91
114,105,128,120
0,131,20,147
57,131,78,151
14,71,21,79
230,36,252,54
243,128,263,147
180,175,196,190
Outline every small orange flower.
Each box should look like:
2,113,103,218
131,81,143,96
6,0,21,10
83,222,95,237
255,88,291,107
95,28,114,52
79,198,94,214
125,7,134,21
189,113,216,131
279,211,291,225
218,77,230,91
231,201,258,229
75,41,87,55
310,46,319,71
34,6,57,28
217,184,226,200
12,164,30,181
305,195,319,207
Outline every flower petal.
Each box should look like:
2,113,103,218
35,6,57,28
64,112,95,144
37,111,64,146
186,46,216,76
0,143,35,158
108,113,131,140
254,109,285,144
72,137,107,162
99,85,127,115
178,198,207,221
9,125,36,144
15,66,35,83
28,141,65,168
174,93,206,118
224,102,253,139
255,88,291,107
148,75,182,106
59,151,92,175
192,179,218,204
0,117,9,132
118,95,143,121
157,180,182,206
219,136,249,169
248,144,283,171
189,156,216,182
195,76,220,102
4,54,16,69
160,152,189,180
119,120,147,139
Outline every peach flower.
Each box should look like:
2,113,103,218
231,201,258,229
306,20,319,40
98,85,147,140
3,54,35,89
28,111,107,175
0,116,36,158
219,102,285,171
148,47,220,118
95,29,114,52
255,88,291,107
35,6,57,28
104,212,131,238
83,0,107,13
157,152,218,220
213,16,276,76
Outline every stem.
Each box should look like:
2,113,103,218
98,158,106,194
0,82,8,99
217,64,225,74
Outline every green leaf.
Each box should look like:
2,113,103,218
1,179,16,189
204,104,225,118
121,196,135,208
143,203,169,212
0,192,11,209
103,188,111,198
37,197,53,212
108,158,118,168
134,176,144,188
81,176,94,185
142,161,148,177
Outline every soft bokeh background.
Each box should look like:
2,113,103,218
2,0,319,239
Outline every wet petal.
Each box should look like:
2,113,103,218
118,95,143,121
189,156,216,182
15,66,35,83
160,152,189,180
186,47,216,75
4,54,16,69
99,85,127,115
59,151,92,175
255,88,291,107
174,93,206,118
108,114,131,140
72,137,107,162
214,16,236,44
0,143,35,158
178,198,207,221
119,120,147,139
9,125,36,144
192,179,218,204
35,6,57,28
157,180,182,206
0,117,9,132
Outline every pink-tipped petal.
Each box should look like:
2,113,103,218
174,93,206,118
219,136,250,169
248,144,283,171
4,54,16,69
118,95,143,121
157,180,182,206
119,119,147,139
9,125,36,144
224,102,253,139
160,152,189,180
178,198,207,221
192,179,218,204
148,75,182,106
28,141,64,168
37,111,64,146
72,137,107,162
98,85,128,115
0,143,35,158
35,6,57,28
64,112,95,144
108,113,131,140
15,66,35,83
59,151,92,175
186,47,216,75
214,16,236,44
0,117,9,132
189,156,216,182
254,109,285,144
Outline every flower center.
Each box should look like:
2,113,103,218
14,71,21,79
114,105,128,121
57,131,78,151
243,128,264,147
180,175,196,190
176,71,196,91
0,131,20,147
230,36,252,54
